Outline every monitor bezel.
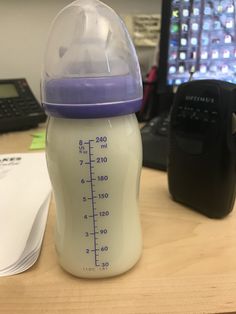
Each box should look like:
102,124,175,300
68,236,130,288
157,0,173,93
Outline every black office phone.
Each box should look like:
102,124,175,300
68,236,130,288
0,78,46,132
168,80,236,218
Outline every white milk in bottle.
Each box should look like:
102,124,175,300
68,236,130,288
41,0,143,278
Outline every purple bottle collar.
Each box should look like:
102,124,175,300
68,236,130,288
42,76,142,119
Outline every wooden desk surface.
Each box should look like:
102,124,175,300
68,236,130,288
1,125,236,314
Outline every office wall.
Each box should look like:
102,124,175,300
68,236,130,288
0,0,161,100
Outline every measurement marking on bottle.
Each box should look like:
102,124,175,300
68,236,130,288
79,137,110,270
87,139,100,267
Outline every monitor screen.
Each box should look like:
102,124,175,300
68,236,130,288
157,0,236,92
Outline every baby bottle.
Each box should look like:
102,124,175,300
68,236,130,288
41,0,143,278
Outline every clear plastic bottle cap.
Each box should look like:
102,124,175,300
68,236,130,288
41,0,143,118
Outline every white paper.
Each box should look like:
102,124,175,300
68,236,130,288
0,153,51,276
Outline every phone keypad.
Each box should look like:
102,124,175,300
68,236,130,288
0,98,43,119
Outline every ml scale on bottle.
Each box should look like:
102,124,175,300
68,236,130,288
79,135,110,270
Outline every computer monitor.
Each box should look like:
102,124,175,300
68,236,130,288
157,0,236,93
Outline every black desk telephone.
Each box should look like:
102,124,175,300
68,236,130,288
0,78,46,132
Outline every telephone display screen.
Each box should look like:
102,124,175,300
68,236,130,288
0,84,19,98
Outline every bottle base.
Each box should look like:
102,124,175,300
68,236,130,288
58,254,142,279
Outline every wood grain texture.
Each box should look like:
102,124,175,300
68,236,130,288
1,127,236,314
